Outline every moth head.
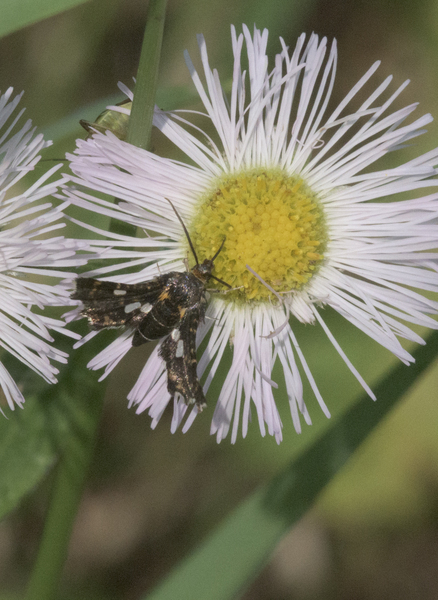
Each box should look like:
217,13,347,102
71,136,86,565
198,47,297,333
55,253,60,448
191,249,231,289
192,259,215,283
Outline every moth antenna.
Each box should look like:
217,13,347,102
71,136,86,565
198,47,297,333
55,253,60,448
211,274,231,289
209,239,229,287
165,198,199,265
211,237,226,262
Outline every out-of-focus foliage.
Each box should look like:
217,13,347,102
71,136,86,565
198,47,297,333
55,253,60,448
0,0,437,598
0,0,89,39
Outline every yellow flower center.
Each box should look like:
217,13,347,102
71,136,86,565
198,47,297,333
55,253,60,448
189,169,327,303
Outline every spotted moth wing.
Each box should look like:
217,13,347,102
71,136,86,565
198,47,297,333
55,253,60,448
73,277,165,330
158,300,207,410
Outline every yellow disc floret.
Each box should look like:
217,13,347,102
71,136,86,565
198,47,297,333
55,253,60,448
189,169,327,303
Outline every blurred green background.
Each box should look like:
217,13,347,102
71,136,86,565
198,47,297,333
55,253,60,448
1,0,438,598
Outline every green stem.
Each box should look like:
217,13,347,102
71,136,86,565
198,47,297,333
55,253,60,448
24,383,104,600
109,0,167,238
127,0,168,150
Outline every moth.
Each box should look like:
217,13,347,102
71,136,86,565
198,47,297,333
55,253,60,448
73,201,229,411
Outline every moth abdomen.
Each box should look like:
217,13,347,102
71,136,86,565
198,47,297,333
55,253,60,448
131,277,192,346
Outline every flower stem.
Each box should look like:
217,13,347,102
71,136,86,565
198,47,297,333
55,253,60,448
24,353,105,600
109,0,167,238
127,0,168,150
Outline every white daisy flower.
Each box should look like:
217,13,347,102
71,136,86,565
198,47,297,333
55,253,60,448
0,87,87,411
65,26,438,443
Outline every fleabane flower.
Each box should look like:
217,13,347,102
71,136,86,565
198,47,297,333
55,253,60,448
0,87,87,411
65,26,438,443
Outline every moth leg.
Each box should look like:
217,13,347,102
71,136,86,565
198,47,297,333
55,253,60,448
207,285,244,294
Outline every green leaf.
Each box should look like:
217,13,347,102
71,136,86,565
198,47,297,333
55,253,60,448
145,330,438,600
0,0,89,39
0,394,56,521
0,322,105,521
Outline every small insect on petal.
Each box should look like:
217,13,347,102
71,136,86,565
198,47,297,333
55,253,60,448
73,200,229,411
80,98,132,140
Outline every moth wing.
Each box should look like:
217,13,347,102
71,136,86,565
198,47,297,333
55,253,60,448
73,277,165,330
159,303,207,410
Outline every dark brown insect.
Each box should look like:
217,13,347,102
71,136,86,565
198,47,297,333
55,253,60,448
73,202,228,411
